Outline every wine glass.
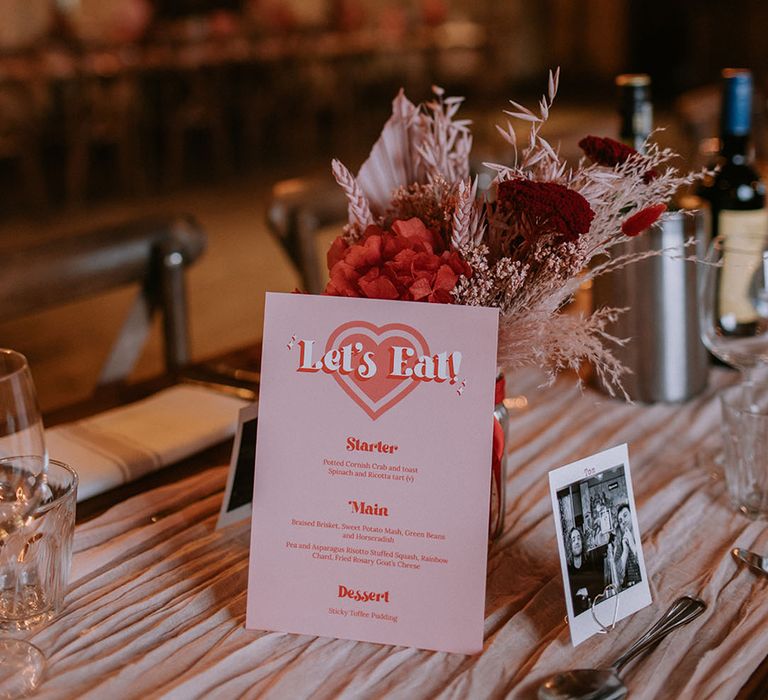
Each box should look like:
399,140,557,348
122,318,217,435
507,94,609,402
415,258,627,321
0,349,48,698
697,234,768,479
698,234,768,379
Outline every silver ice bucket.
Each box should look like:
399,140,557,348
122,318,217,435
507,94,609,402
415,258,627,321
591,206,709,402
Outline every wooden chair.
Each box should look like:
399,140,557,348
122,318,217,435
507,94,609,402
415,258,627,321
266,176,347,293
0,215,206,389
64,52,146,205
161,57,233,189
0,58,48,209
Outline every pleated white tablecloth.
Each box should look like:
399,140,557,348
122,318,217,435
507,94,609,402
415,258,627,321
26,368,768,699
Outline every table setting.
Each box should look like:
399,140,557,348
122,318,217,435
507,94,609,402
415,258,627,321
2,69,768,699
0,364,763,699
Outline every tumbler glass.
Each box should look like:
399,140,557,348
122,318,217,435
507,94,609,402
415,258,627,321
0,459,77,632
720,381,768,519
0,349,50,698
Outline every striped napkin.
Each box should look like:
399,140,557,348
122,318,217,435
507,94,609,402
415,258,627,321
47,385,249,501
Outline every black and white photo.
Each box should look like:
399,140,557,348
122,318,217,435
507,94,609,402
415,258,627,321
549,444,652,645
217,402,259,529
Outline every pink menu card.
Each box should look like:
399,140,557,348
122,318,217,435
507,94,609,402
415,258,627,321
246,293,499,653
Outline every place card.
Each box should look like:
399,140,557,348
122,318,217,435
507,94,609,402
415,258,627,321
217,402,259,529
548,443,651,646
246,292,499,654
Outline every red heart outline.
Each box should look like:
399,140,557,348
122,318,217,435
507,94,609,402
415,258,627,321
325,321,430,421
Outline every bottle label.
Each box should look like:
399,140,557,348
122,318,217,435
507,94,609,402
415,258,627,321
719,208,768,323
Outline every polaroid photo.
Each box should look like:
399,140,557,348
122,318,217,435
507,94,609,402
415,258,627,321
548,443,652,646
217,402,259,529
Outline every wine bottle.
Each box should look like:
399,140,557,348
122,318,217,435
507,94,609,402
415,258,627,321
616,73,652,153
699,69,767,328
700,68,766,243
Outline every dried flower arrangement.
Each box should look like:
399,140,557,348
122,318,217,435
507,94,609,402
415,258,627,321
323,70,699,395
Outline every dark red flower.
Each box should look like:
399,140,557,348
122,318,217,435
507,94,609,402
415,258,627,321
323,218,470,303
580,134,658,182
497,179,595,242
621,203,667,237
579,135,637,167
642,169,659,184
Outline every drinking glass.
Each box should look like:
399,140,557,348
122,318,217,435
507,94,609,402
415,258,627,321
720,381,768,518
0,350,48,698
698,234,768,494
698,234,768,378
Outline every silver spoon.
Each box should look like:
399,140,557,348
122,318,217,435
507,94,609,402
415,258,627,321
732,547,768,577
538,596,707,700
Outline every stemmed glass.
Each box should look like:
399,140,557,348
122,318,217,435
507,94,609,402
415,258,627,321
698,234,768,481
699,234,768,379
0,350,48,698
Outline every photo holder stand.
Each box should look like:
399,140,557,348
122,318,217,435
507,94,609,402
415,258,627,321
549,444,652,646
590,584,620,634
563,583,620,634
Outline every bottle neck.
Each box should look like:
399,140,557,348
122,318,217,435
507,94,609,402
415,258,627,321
616,75,652,154
719,70,753,161
720,133,750,162
619,102,651,153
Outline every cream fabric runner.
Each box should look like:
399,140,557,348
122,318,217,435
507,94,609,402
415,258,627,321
46,385,249,501
27,368,768,699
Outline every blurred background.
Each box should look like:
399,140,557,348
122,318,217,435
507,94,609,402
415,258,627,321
1,0,767,410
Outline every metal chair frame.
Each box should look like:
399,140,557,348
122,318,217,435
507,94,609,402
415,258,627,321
0,215,206,387
266,177,347,294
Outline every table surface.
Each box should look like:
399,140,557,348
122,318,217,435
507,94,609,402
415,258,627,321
24,363,768,699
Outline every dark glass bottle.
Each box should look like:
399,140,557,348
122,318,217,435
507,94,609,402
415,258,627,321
699,68,766,242
592,73,710,400
698,69,767,341
616,73,653,152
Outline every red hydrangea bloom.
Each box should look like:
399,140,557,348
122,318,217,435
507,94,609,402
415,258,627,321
324,217,471,303
621,203,667,237
579,135,637,167
497,179,595,242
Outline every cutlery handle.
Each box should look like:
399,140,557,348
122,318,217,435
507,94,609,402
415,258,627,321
613,596,706,672
733,547,768,576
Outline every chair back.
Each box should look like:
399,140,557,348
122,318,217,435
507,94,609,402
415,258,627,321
266,176,347,293
0,215,206,387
